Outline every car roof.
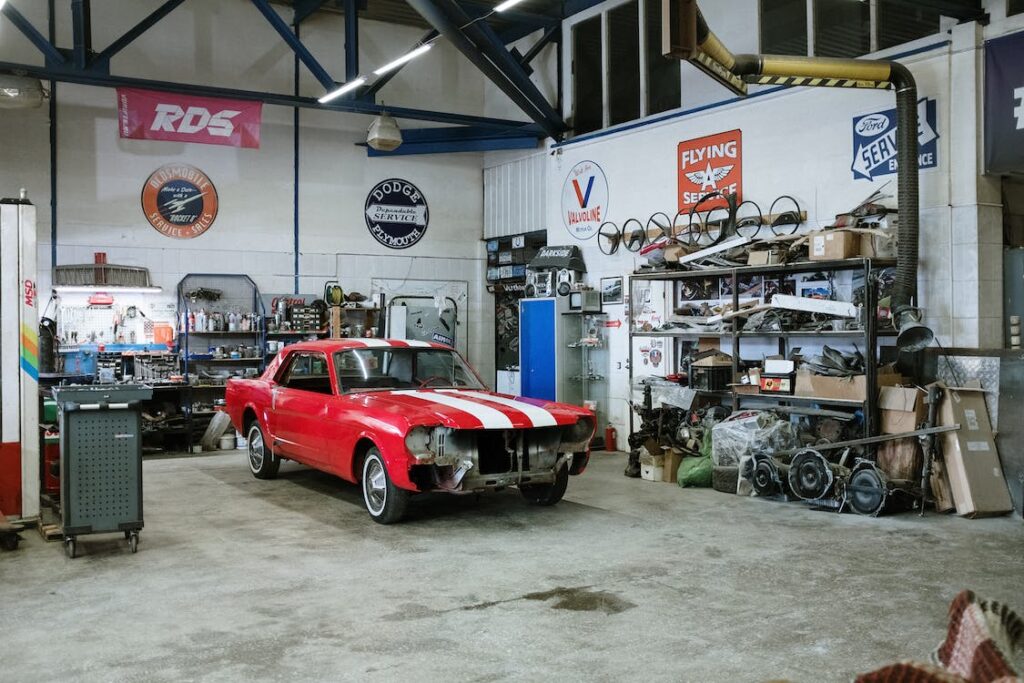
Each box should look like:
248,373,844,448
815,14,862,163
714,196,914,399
281,339,454,354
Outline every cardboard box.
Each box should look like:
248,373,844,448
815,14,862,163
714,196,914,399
662,449,684,483
877,438,922,481
930,459,956,513
809,230,859,261
860,231,897,258
747,248,782,266
879,385,928,434
759,373,795,394
937,385,1013,517
794,367,902,402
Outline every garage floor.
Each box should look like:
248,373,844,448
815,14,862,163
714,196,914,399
3,451,1022,682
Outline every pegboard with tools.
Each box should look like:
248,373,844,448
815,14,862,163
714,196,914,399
55,295,177,349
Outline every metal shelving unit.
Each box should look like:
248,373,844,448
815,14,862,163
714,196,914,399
628,258,893,439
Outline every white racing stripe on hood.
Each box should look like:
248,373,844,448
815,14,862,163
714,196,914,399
403,340,433,347
439,390,558,427
391,390,514,429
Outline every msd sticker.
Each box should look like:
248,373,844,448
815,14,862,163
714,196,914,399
678,129,742,213
852,98,938,180
561,160,608,240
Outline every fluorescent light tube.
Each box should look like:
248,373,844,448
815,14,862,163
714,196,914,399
318,77,366,104
54,285,163,293
372,43,432,76
493,0,525,11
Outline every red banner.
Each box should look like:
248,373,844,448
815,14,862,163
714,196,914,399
116,88,262,149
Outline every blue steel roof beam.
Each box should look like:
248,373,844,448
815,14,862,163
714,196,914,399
92,0,186,71
293,0,331,25
0,2,66,66
436,0,565,131
520,24,558,67
250,0,337,91
344,0,358,80
0,58,535,131
362,29,439,97
71,0,92,69
406,0,561,138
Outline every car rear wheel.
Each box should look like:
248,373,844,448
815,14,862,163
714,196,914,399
520,464,569,506
362,448,409,524
247,423,280,479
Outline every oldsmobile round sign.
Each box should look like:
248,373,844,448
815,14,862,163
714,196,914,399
141,164,218,239
364,178,429,249
561,160,608,240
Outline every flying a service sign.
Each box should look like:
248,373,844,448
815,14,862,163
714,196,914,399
117,88,263,148
851,98,939,180
677,129,742,213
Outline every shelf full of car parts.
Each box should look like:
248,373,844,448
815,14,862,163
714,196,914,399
628,257,897,440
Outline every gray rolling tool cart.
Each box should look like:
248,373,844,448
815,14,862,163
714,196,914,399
52,385,153,558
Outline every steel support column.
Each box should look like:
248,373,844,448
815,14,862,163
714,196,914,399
92,0,186,70
71,0,92,69
250,0,337,90
0,59,535,131
435,0,564,131
0,2,65,65
364,29,438,97
344,0,359,81
406,0,562,138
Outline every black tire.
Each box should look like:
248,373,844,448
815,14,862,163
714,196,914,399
520,464,569,506
247,422,280,480
1,534,18,551
361,448,409,524
712,465,740,493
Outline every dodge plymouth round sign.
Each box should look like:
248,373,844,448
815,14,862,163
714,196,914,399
678,129,742,213
365,178,429,249
141,164,219,239
561,160,608,240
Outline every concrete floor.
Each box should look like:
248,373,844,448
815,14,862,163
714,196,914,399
2,451,1022,682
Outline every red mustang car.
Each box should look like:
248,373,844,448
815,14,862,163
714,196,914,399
225,339,595,523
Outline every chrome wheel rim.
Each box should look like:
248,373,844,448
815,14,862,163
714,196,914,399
364,457,387,516
248,426,264,472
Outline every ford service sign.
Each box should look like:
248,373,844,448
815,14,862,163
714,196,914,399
851,98,938,181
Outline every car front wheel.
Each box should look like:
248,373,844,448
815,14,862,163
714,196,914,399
362,448,409,524
247,422,280,479
520,464,569,506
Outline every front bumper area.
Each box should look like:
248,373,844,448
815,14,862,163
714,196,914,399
407,426,584,493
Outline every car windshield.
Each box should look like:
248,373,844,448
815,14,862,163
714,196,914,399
333,348,484,393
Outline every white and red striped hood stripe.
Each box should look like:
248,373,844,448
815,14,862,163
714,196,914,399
369,389,588,430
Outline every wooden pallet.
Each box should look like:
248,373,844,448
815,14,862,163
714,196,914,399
38,523,62,541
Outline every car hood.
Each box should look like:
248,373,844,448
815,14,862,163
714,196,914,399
356,389,591,430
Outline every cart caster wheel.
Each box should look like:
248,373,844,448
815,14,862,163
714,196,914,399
129,534,138,554
64,538,76,559
1,534,18,551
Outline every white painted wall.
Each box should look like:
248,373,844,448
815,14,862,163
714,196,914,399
484,6,1017,436
0,0,495,379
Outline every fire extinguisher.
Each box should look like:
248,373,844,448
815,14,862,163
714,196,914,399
604,424,618,452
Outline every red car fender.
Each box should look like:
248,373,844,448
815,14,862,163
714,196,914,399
348,424,420,491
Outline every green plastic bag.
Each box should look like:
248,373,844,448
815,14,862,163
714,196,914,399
677,455,713,488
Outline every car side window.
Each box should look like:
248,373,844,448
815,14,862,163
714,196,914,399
277,352,333,395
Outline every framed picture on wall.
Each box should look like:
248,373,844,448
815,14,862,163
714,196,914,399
601,277,624,305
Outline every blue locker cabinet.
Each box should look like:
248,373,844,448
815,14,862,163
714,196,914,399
519,297,580,403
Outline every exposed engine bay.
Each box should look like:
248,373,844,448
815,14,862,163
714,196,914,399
406,421,592,493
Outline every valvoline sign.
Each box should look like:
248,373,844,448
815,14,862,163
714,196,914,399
852,98,938,180
561,160,608,240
